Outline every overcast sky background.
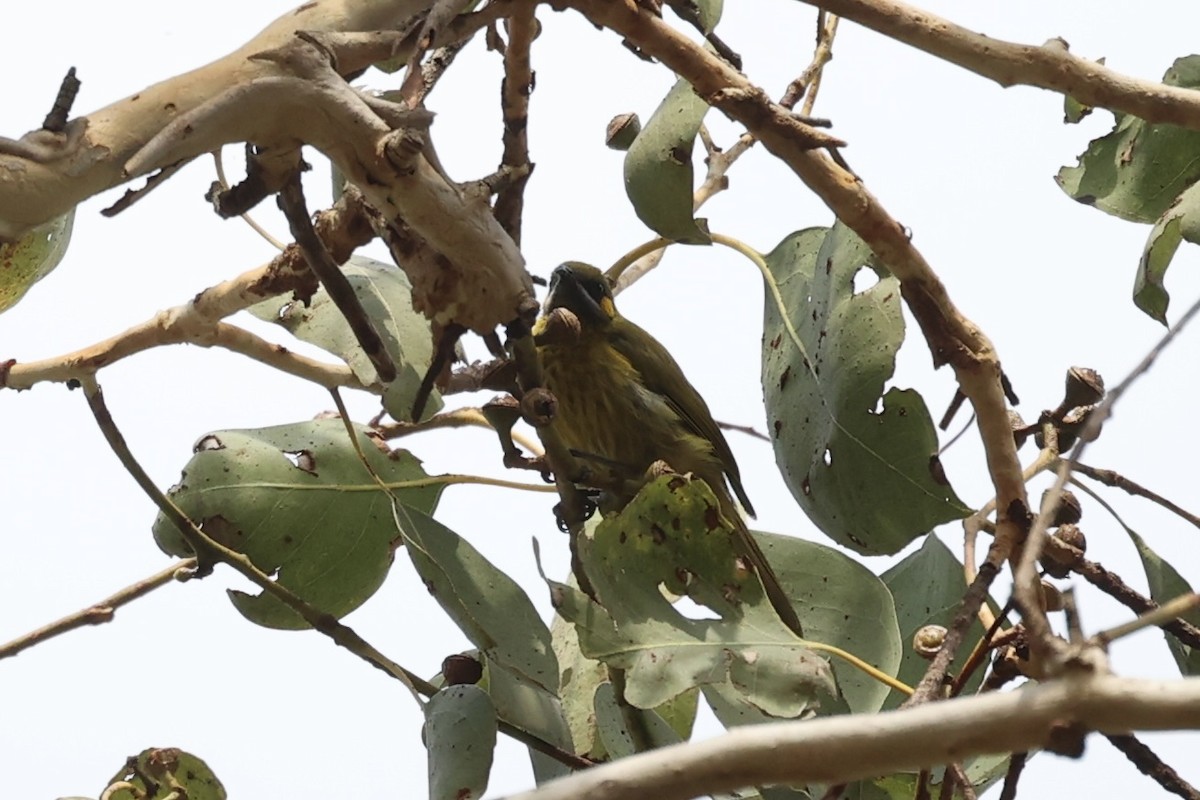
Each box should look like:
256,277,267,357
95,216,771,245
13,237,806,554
3,2,1200,798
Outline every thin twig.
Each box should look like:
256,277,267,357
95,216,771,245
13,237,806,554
949,600,1014,697
1105,733,1200,800
278,173,397,383
1015,292,1200,669
4,185,387,392
1040,490,1200,650
943,763,978,800
1094,594,1200,648
0,558,196,660
1073,461,1200,530
715,420,770,442
212,148,287,250
905,537,1006,706
613,11,841,295
376,406,544,456
998,752,1027,800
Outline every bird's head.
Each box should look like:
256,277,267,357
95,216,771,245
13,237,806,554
543,261,617,329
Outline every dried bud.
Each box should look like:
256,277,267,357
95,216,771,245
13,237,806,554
482,394,522,432
1041,524,1086,578
1040,580,1065,612
1040,488,1082,527
482,395,523,458
1009,409,1031,449
990,645,1023,682
912,624,947,659
533,306,582,346
606,112,642,151
442,653,484,686
1063,366,1105,410
521,387,558,428
1057,523,1087,553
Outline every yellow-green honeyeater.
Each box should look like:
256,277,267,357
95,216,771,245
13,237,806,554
534,262,802,636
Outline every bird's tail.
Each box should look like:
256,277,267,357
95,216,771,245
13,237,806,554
729,515,805,638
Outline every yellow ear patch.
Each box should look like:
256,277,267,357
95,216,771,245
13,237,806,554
600,296,617,318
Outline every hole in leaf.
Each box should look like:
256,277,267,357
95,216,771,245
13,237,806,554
673,595,721,621
822,448,833,467
283,449,317,474
852,267,879,295
193,434,223,453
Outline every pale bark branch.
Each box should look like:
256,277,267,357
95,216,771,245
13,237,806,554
800,0,1200,129
1,260,360,391
0,559,196,660
0,0,436,240
504,674,1200,800
1,0,535,337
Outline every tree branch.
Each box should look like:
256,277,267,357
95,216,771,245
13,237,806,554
503,675,1200,800
0,559,196,660
0,0,438,240
798,0,1200,130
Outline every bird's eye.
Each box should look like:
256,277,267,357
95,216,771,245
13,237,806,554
581,278,608,301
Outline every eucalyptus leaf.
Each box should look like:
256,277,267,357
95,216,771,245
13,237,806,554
762,224,967,555
1057,56,1200,322
1057,56,1200,224
551,611,610,760
480,652,576,785
101,748,225,800
0,208,74,314
550,475,835,715
152,419,440,629
593,682,684,758
1136,181,1200,324
880,535,999,709
393,503,559,692
762,533,902,714
248,255,439,420
551,609,697,763
1126,529,1200,675
424,685,497,800
623,78,711,244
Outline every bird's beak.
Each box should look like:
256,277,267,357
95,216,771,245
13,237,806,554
545,265,609,325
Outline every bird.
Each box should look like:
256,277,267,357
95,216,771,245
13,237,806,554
533,261,803,637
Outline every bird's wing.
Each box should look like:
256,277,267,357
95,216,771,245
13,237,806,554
610,317,755,516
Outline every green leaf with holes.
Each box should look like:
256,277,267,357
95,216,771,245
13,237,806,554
550,474,835,715
1057,56,1200,323
152,419,440,629
249,255,439,420
0,208,74,314
101,748,225,800
553,607,697,763
1058,56,1200,224
623,78,711,244
1136,181,1200,324
762,224,967,555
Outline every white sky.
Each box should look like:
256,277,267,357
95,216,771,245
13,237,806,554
2,1,1199,798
